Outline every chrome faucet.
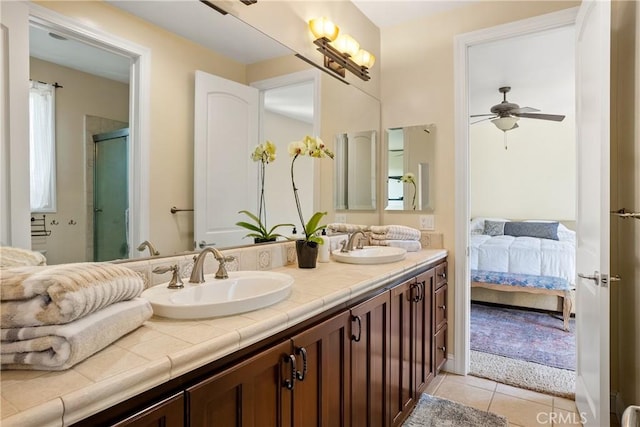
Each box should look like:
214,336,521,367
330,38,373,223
340,231,367,253
137,240,160,257
189,247,235,283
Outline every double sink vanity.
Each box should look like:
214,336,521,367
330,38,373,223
1,243,447,427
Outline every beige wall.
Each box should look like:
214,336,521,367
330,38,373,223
380,0,580,357
610,0,639,409
29,57,129,264
470,119,576,221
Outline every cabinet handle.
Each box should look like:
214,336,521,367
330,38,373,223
419,281,426,302
410,283,419,303
295,347,307,381
351,315,362,342
439,271,446,279
439,346,446,353
282,354,296,390
438,304,446,310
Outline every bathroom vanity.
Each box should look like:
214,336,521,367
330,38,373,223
1,248,447,427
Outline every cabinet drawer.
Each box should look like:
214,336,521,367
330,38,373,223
434,284,447,331
435,262,447,289
434,325,447,374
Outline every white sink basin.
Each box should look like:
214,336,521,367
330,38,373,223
141,271,293,319
331,246,407,265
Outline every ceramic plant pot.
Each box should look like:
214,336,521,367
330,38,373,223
295,240,318,269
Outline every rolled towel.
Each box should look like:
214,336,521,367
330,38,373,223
1,298,152,370
370,225,421,241
327,223,370,234
0,246,47,267
368,240,422,252
1,262,145,328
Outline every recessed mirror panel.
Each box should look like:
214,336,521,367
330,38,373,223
334,130,377,211
385,124,435,211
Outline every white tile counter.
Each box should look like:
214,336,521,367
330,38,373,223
1,248,447,426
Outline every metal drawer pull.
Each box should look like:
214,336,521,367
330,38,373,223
351,315,362,342
438,305,446,310
439,346,446,353
282,354,296,390
419,281,426,302
295,347,307,381
438,271,446,279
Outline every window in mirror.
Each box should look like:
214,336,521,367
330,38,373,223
334,130,377,211
29,80,57,213
385,124,435,211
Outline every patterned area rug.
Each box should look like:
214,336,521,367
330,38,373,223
470,303,575,370
403,394,507,427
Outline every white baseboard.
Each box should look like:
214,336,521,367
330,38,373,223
444,354,460,375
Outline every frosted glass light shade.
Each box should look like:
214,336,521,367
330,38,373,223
491,116,519,131
309,17,339,42
331,34,360,57
353,49,376,68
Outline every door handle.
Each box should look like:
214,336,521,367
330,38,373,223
578,271,599,283
351,315,362,342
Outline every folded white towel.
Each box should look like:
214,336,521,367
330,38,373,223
368,240,422,252
369,225,421,241
0,246,47,267
1,262,144,328
1,298,152,370
327,223,370,234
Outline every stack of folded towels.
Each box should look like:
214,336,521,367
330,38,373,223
368,225,422,252
1,262,152,370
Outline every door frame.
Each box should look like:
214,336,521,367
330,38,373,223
10,3,150,258
452,7,579,375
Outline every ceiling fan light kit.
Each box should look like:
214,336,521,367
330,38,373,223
471,86,566,133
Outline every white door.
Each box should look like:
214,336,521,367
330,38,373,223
575,1,610,425
194,71,258,249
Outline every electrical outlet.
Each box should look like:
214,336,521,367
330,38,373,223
419,215,435,230
335,213,347,224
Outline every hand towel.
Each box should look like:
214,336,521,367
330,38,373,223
368,239,422,252
327,223,370,234
369,225,421,241
1,298,152,370
0,247,47,267
1,262,144,328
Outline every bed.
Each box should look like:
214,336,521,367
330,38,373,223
469,218,576,330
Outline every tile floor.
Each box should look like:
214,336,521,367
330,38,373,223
425,372,584,427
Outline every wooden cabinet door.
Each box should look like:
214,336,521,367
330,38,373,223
187,341,292,427
350,291,390,427
389,279,415,427
414,269,434,394
291,311,351,427
112,393,184,427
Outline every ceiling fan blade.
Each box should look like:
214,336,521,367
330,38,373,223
514,112,565,121
470,113,497,118
509,106,540,114
471,116,496,124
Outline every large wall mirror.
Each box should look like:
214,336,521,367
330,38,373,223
385,124,435,212
8,1,381,265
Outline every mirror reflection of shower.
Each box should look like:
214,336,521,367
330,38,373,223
385,124,435,211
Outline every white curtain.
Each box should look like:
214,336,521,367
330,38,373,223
29,81,56,212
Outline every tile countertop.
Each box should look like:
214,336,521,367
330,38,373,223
1,249,447,427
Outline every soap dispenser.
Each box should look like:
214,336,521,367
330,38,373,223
318,228,330,263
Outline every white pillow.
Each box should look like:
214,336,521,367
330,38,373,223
470,217,511,235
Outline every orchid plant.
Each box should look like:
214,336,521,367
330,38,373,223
288,136,334,245
236,141,293,241
401,172,417,210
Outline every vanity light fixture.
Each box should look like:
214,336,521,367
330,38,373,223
308,17,375,81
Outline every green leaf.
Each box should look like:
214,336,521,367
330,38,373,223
235,221,263,234
304,211,327,237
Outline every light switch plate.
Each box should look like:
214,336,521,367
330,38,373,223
419,215,435,230
334,213,347,223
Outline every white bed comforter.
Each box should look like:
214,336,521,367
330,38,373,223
469,234,575,284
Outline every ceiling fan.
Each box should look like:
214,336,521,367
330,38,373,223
471,86,565,132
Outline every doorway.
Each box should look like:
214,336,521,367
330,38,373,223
452,6,579,377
